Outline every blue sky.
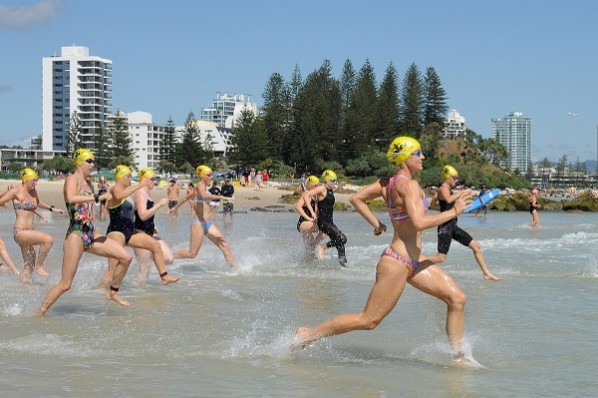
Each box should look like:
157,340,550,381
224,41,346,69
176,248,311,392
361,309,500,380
1,0,597,163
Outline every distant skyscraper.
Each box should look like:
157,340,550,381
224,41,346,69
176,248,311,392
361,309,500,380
491,112,531,173
199,92,257,128
442,109,467,139
42,46,112,151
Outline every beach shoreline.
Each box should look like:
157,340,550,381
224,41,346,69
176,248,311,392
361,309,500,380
0,179,355,213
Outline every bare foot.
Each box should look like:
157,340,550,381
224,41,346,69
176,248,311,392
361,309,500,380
35,267,49,277
453,353,485,369
317,244,325,260
161,274,180,285
106,290,130,306
484,273,501,281
290,327,314,351
20,271,32,284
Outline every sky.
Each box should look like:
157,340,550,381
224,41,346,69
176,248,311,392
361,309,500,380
0,0,597,163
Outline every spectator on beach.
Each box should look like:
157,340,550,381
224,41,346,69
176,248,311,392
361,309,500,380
221,179,235,221
167,178,180,216
208,180,221,219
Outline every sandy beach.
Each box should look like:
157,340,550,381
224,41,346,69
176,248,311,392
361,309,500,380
0,179,355,214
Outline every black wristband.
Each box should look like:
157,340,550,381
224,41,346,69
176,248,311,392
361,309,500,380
50,205,55,212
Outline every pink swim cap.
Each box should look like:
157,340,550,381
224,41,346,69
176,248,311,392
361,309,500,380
532,189,539,195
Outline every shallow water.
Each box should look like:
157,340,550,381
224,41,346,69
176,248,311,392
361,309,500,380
1,209,597,397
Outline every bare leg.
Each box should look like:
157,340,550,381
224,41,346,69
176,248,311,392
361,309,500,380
408,264,473,364
174,222,204,259
206,225,236,268
128,234,179,285
468,240,500,281
293,256,409,349
35,234,84,316
33,233,53,277
88,235,133,306
18,245,35,283
0,238,20,276
134,247,152,285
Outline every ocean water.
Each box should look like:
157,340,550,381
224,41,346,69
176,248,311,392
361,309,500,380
0,208,597,397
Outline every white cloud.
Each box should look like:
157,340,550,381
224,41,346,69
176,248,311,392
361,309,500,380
0,0,60,29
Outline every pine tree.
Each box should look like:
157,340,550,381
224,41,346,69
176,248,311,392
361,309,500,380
93,123,109,169
340,59,356,112
65,111,82,157
262,72,290,162
342,60,378,160
108,110,135,167
176,111,204,169
229,109,267,167
400,63,424,137
162,116,177,164
376,62,400,149
423,67,448,127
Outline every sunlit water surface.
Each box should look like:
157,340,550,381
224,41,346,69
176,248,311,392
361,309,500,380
1,209,597,397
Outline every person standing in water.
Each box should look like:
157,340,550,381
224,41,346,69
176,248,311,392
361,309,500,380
473,184,489,218
0,168,64,281
36,149,133,316
529,188,541,228
293,136,480,366
305,170,347,266
167,178,180,216
97,176,110,221
169,165,235,268
98,165,180,288
429,165,500,281
220,179,235,222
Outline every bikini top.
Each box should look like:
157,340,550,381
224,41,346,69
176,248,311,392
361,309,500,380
13,186,38,211
196,186,210,204
386,174,430,222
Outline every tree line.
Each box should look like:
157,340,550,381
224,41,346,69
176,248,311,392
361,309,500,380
36,58,528,189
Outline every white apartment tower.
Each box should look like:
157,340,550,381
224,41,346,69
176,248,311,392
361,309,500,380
199,92,257,128
442,109,467,139
42,46,112,151
491,112,531,173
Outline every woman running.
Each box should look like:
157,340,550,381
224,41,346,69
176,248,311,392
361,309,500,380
0,168,65,282
294,175,322,259
169,165,235,268
132,167,175,284
36,149,134,316
306,170,347,266
98,165,179,287
293,136,479,366
97,175,110,221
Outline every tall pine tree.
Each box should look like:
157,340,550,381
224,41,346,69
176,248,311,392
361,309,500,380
376,62,400,149
176,111,203,169
423,67,448,127
108,110,135,168
399,63,424,137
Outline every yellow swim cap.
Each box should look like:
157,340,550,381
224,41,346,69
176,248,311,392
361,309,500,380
138,167,156,181
306,175,320,188
386,136,421,165
321,170,337,183
196,165,213,178
442,165,459,180
114,164,132,180
73,148,95,166
21,168,38,182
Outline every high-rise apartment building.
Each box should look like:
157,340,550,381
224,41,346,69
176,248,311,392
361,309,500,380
442,109,467,139
491,112,531,173
42,46,112,151
199,92,257,128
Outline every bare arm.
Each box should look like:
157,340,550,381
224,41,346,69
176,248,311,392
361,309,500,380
304,185,326,218
403,180,471,232
0,186,19,207
350,181,386,235
135,190,167,221
437,184,464,204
